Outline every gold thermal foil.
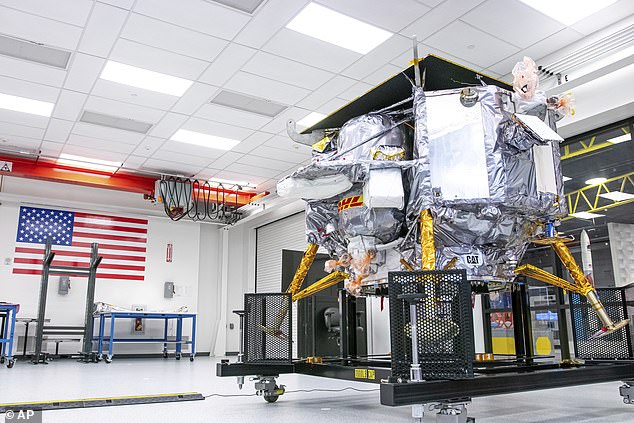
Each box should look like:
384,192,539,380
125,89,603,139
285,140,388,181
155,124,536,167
293,271,349,301
551,242,593,296
287,243,319,295
419,210,435,271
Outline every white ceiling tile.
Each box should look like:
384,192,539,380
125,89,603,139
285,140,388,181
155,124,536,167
84,95,165,123
110,39,208,80
338,81,374,101
66,133,136,154
424,20,518,68
364,64,403,85
249,145,310,163
0,6,83,49
0,55,66,88
571,0,634,35
172,83,219,115
317,0,427,32
1,0,93,26
223,162,280,178
0,121,45,140
151,148,214,167
234,0,310,48
78,2,128,57
123,155,147,169
194,168,221,180
243,51,334,90
62,144,129,163
141,158,203,176
316,97,348,115
122,13,228,61
52,90,88,121
160,140,225,159
263,28,362,73
64,53,105,93
390,43,482,70
195,103,271,130
296,75,357,110
0,109,49,129
488,28,584,75
208,151,244,170
258,107,310,134
0,135,41,150
182,117,254,141
236,154,295,172
133,0,250,40
0,75,59,103
40,140,64,156
401,0,485,39
462,0,564,49
212,170,269,186
132,136,165,157
264,134,312,154
149,113,188,138
224,72,310,106
342,35,412,80
91,79,179,111
231,131,274,154
198,43,256,87
415,0,444,6
72,121,145,145
43,119,73,142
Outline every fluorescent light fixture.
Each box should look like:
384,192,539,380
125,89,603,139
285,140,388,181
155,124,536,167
585,177,607,185
297,112,326,129
286,3,393,54
570,211,605,220
0,34,71,69
0,92,54,117
211,90,287,117
209,177,257,189
57,153,122,173
599,191,634,202
518,0,617,25
171,129,240,150
607,133,631,144
563,176,572,182
100,61,193,96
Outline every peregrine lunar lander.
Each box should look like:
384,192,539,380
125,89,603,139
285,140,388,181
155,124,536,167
218,54,634,422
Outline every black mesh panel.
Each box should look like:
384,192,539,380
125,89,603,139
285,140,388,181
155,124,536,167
243,293,292,363
389,270,474,380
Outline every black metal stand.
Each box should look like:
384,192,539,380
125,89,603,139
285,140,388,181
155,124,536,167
32,239,102,364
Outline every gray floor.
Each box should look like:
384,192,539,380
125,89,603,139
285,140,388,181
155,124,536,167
0,357,632,422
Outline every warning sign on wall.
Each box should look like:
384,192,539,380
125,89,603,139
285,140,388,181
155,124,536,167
0,161,12,172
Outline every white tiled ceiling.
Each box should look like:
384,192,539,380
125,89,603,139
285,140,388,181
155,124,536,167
0,0,630,191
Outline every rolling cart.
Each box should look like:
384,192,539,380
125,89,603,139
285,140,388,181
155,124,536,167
0,303,19,368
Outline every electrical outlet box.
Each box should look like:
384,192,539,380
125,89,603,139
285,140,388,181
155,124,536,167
164,281,174,298
58,276,70,295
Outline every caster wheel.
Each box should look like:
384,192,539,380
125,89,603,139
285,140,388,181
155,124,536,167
0,357,5,364
190,356,195,362
264,395,279,403
104,356,112,364
162,351,168,359
175,353,181,360
624,398,631,404
7,360,15,368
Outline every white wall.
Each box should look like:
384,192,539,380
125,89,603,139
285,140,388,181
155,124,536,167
0,175,223,356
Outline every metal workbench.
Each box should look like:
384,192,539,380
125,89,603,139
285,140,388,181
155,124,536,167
92,311,197,362
0,303,19,368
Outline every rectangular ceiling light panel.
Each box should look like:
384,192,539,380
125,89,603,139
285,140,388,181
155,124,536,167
171,129,240,150
286,3,393,54
209,0,265,14
57,153,122,173
570,211,605,220
211,90,287,117
297,112,326,129
100,61,193,96
0,34,71,69
519,0,617,25
599,191,634,202
607,133,631,144
80,110,153,134
0,92,54,117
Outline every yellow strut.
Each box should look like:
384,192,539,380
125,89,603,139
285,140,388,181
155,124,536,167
419,209,435,271
287,243,319,296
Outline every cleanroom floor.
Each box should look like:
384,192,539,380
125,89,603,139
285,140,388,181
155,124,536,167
0,356,631,422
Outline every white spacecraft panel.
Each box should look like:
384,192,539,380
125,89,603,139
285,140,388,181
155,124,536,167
516,113,564,142
533,143,558,194
363,168,404,209
427,93,490,200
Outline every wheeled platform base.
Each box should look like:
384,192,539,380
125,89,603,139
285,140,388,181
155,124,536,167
412,399,475,423
620,380,634,404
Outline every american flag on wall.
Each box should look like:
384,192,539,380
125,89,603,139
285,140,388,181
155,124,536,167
13,206,147,281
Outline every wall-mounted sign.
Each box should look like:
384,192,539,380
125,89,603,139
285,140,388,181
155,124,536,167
0,161,12,172
166,243,173,263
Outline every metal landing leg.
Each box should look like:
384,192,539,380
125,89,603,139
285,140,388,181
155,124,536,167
414,400,475,423
254,375,285,403
620,381,634,404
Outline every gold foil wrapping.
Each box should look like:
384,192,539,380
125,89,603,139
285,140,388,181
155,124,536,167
293,271,349,302
443,257,458,270
551,242,594,296
419,209,436,271
287,243,319,295
515,264,580,293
